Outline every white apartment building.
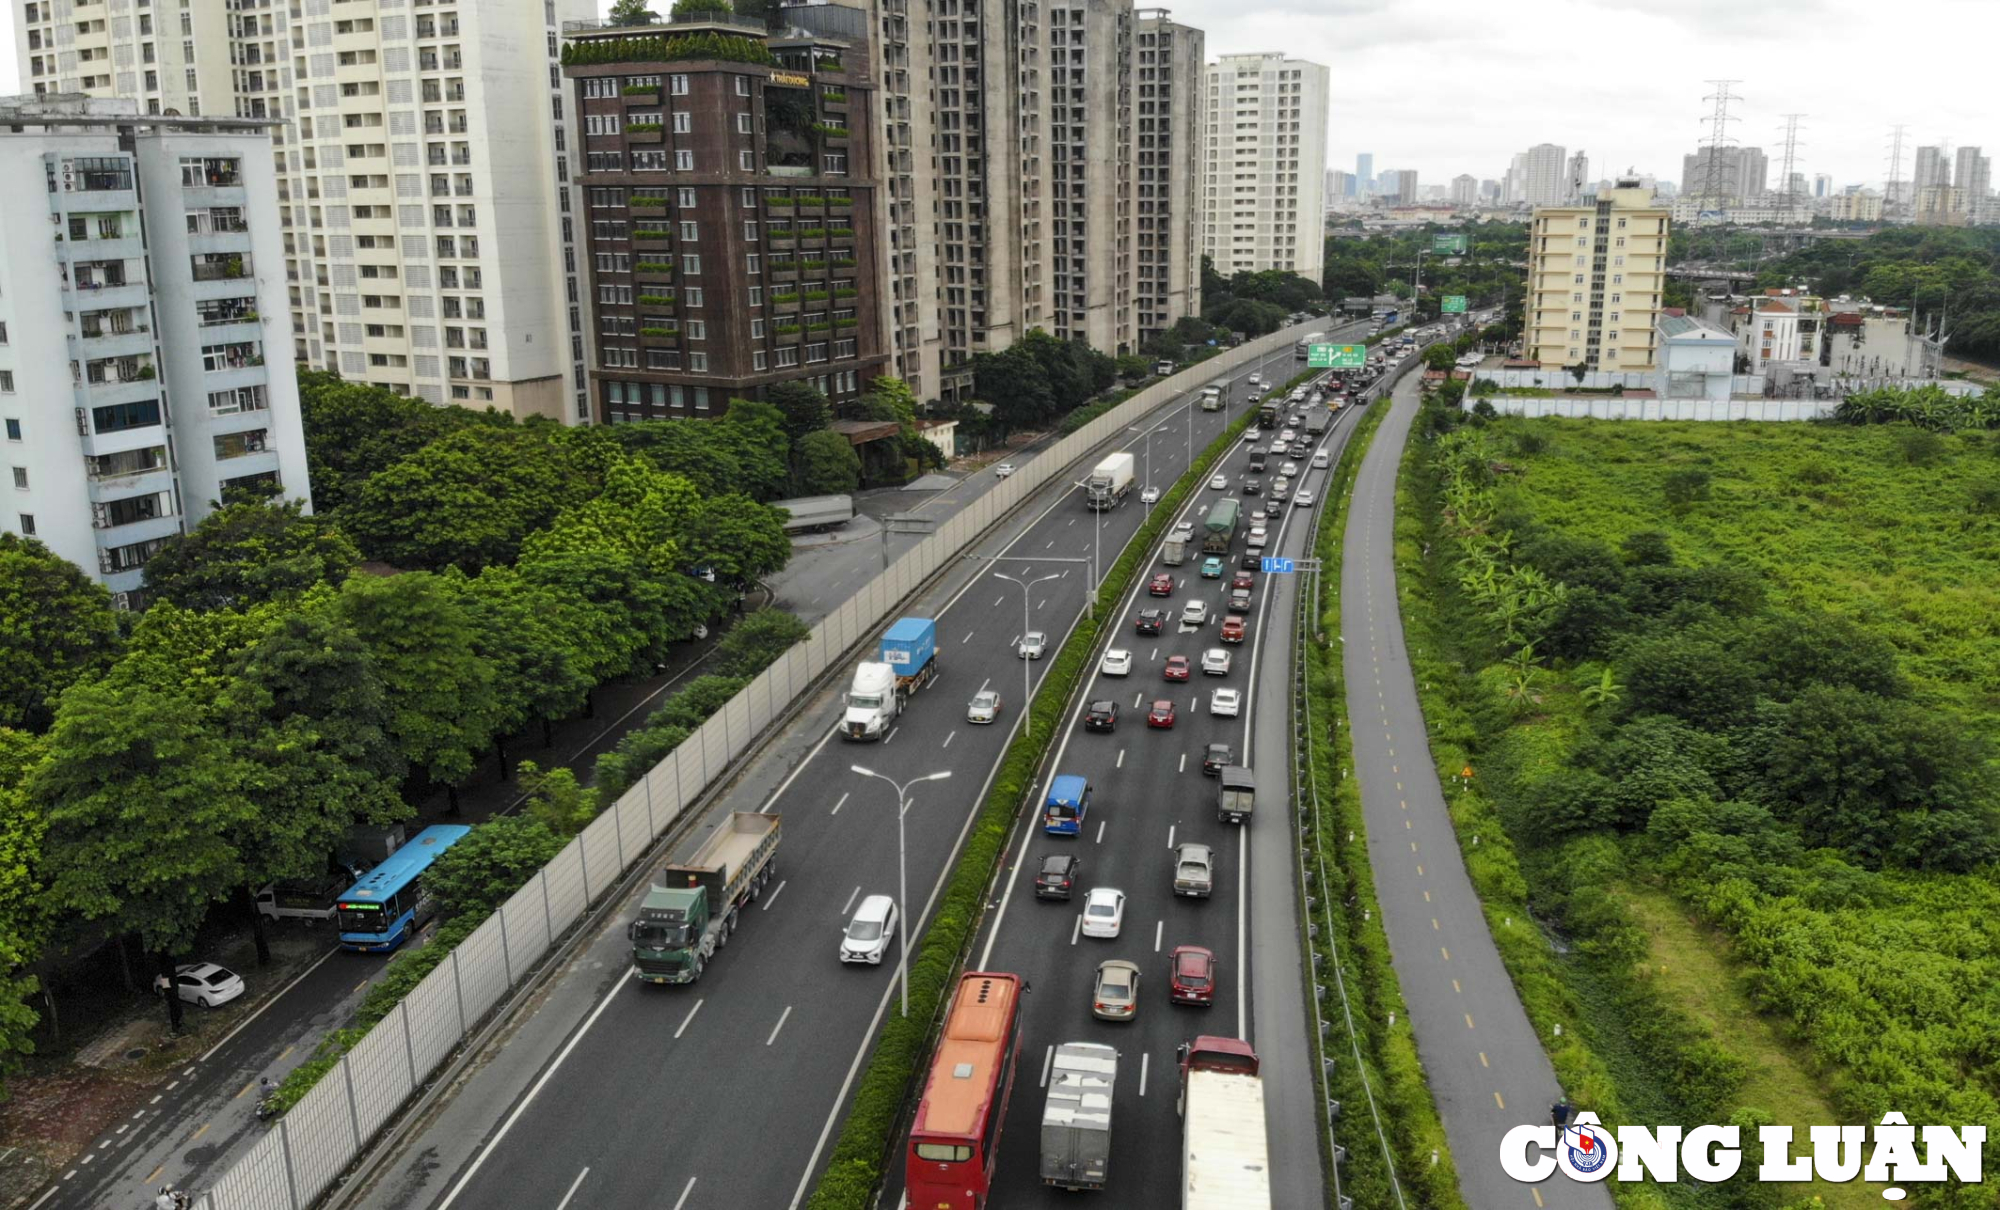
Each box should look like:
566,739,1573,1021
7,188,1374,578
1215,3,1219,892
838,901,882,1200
1524,179,1669,372
1515,142,1567,207
1200,52,1328,281
0,95,310,602
1732,289,1821,365
14,0,595,423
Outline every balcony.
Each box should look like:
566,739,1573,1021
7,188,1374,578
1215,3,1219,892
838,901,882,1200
71,322,153,361
191,254,252,282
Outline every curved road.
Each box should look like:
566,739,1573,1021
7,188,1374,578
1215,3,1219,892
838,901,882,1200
1343,374,1611,1209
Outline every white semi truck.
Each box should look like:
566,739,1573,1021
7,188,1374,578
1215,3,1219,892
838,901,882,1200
1084,451,1135,510
1178,1036,1269,1210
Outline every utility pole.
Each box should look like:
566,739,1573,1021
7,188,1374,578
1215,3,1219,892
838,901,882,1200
1886,124,1910,218
1698,80,1742,214
1778,114,1806,220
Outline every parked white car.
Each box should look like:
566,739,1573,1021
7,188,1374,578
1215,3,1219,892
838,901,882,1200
1209,688,1242,717
1201,648,1232,676
1100,648,1134,677
174,963,246,1008
1080,887,1127,938
993,462,1016,478
840,895,898,964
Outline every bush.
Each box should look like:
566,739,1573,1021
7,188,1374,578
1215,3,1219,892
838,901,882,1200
713,609,810,677
1661,466,1711,509
423,815,567,919
1893,426,1948,466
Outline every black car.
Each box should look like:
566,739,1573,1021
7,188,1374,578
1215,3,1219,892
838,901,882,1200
1135,608,1166,636
1202,743,1235,776
1263,497,1285,518
1035,854,1081,900
1240,549,1262,570
1242,478,1262,496
1085,700,1119,732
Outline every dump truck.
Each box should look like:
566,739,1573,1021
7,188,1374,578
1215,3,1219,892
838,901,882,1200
1178,1036,1269,1210
1305,410,1330,437
629,812,781,984
844,617,939,740
1041,1041,1118,1190
1163,533,1189,566
773,494,855,533
1203,498,1241,554
1217,766,1255,825
1085,451,1135,510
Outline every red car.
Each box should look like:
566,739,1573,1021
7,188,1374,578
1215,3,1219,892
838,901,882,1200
1163,655,1191,681
1231,571,1255,592
1170,945,1216,1005
1148,572,1175,597
1147,699,1177,729
1220,615,1246,644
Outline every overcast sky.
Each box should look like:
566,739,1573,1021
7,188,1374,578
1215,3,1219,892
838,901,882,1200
1,0,1989,190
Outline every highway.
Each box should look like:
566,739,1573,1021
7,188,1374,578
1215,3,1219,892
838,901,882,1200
1343,371,1612,1209
350,322,1365,1210
890,366,1380,1210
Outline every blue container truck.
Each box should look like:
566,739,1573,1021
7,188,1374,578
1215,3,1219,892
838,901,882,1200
844,617,940,740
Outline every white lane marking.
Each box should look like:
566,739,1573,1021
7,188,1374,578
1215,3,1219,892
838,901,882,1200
943,731,955,749
1134,692,1143,708
435,976,631,1209
761,880,788,911
830,791,849,816
672,1177,698,1210
1140,1052,1150,1097
961,631,973,644
1116,748,1125,768
674,999,704,1039
1178,753,1187,774
1154,920,1164,953
883,727,898,745
165,1081,179,1091
1009,634,1020,648
1150,646,1158,660
766,1005,793,1046
1041,1044,1056,1087
1168,825,1177,849
149,1095,161,1105
556,1167,592,1210
1095,820,1106,844
995,595,1004,607
1038,598,1047,610
1070,914,1082,946
842,885,861,914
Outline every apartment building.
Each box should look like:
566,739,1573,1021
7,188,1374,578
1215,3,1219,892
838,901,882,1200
562,14,887,423
1524,179,1670,372
788,0,1202,406
15,0,596,423
1200,51,1327,281
1731,288,1821,365
0,95,310,603
1680,145,1768,205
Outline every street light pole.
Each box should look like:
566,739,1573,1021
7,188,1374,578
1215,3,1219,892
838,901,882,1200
992,570,1063,731
849,766,952,1018
1126,421,1170,505
1070,480,1103,609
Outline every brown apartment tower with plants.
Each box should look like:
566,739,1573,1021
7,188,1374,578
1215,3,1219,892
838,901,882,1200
562,11,886,423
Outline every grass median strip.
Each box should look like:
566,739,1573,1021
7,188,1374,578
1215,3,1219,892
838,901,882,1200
808,403,1259,1210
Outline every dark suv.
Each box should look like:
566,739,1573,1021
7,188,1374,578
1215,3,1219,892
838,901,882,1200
1134,608,1167,636
1035,854,1081,900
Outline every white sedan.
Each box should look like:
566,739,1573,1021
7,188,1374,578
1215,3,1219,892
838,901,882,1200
1080,887,1127,938
1208,473,1229,491
174,963,246,1008
1019,630,1048,659
1180,600,1209,627
1293,489,1317,508
1201,648,1232,676
1100,648,1134,677
993,462,1016,478
1209,688,1242,717
1242,427,1262,443
1139,486,1161,504
1279,461,1299,478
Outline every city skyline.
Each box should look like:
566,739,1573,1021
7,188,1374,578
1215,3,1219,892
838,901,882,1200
1,1,1991,192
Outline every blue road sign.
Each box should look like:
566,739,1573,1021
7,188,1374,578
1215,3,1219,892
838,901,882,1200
1261,557,1296,574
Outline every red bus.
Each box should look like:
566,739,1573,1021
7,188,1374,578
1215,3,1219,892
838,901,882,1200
906,971,1024,1210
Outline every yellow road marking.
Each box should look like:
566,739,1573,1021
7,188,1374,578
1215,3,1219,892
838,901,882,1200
1533,1189,1545,1207
1495,1091,1506,1109
1441,946,1450,960
1479,1051,1489,1068
190,1122,210,1142
1465,1013,1475,1029
234,1080,255,1100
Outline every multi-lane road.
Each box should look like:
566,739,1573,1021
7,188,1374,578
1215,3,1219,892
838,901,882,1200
352,324,1363,1210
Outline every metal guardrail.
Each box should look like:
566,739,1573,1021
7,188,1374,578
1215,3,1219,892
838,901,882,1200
186,328,1306,1210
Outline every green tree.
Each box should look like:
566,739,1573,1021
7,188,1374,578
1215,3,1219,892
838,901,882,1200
340,426,591,571
859,376,919,427
713,608,811,677
1661,467,1712,512
143,498,360,611
610,0,662,23
448,565,599,744
605,421,745,497
1423,344,1457,371
766,381,833,446
420,815,565,919
0,534,122,732
716,400,793,500
1115,353,1152,380
1615,629,1759,728
295,371,506,513
335,573,503,790
973,342,1055,430
682,495,791,584
670,0,730,16
0,729,49,1086
519,541,713,671
516,762,596,836
791,429,862,494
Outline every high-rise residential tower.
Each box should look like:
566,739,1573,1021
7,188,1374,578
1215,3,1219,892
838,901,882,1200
1450,174,1477,207
0,96,311,603
13,0,598,422
1681,145,1768,203
1524,179,1670,372
1200,52,1328,280
1355,152,1373,195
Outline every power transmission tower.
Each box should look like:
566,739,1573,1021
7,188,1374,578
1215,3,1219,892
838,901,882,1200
1698,80,1742,212
1778,114,1806,218
1885,124,1910,216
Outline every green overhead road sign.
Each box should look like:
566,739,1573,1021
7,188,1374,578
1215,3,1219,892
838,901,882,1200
1442,295,1468,314
1309,344,1366,369
1433,233,1468,255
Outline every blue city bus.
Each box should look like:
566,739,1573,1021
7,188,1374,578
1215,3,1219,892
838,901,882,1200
1042,775,1092,836
334,825,472,952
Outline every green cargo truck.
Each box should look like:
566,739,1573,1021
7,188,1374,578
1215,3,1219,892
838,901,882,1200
630,812,781,984
1203,498,1241,553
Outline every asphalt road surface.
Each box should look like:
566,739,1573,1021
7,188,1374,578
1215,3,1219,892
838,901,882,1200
1343,373,1612,1209
882,373,1376,1210
349,326,1357,1210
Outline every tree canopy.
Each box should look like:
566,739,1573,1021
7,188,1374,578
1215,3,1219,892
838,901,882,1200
143,498,359,611
0,535,121,732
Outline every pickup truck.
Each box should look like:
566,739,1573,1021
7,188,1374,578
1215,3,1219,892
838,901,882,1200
1173,843,1214,898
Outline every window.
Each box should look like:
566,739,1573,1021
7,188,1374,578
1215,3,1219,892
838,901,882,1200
736,113,753,134
213,429,268,460
682,254,701,274
776,347,800,367
749,284,763,305
675,150,694,171
678,188,697,208
689,352,707,372
744,219,759,241
673,111,691,134
0,371,11,393
742,187,757,207
10,467,25,490
752,350,768,370
739,150,756,171
735,76,750,97
15,515,30,536
823,153,847,175
670,74,690,95
746,253,761,274
687,320,706,340
92,400,161,433
751,318,766,338
3,419,19,441
679,221,699,240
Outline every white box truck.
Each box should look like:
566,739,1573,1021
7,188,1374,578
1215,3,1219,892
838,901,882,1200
1084,451,1135,510
1178,1036,1269,1210
1041,1041,1118,1190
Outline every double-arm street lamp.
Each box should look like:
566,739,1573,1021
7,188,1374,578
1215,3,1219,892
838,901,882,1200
992,570,1065,727
848,765,953,1018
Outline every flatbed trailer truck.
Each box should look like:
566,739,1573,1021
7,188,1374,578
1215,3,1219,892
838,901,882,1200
629,813,781,984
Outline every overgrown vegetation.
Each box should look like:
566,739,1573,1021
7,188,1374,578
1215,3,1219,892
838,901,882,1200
1321,221,1528,322
808,406,1260,1209
1396,398,2000,1208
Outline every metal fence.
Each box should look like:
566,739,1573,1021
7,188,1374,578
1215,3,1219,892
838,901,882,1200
192,328,1300,1209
